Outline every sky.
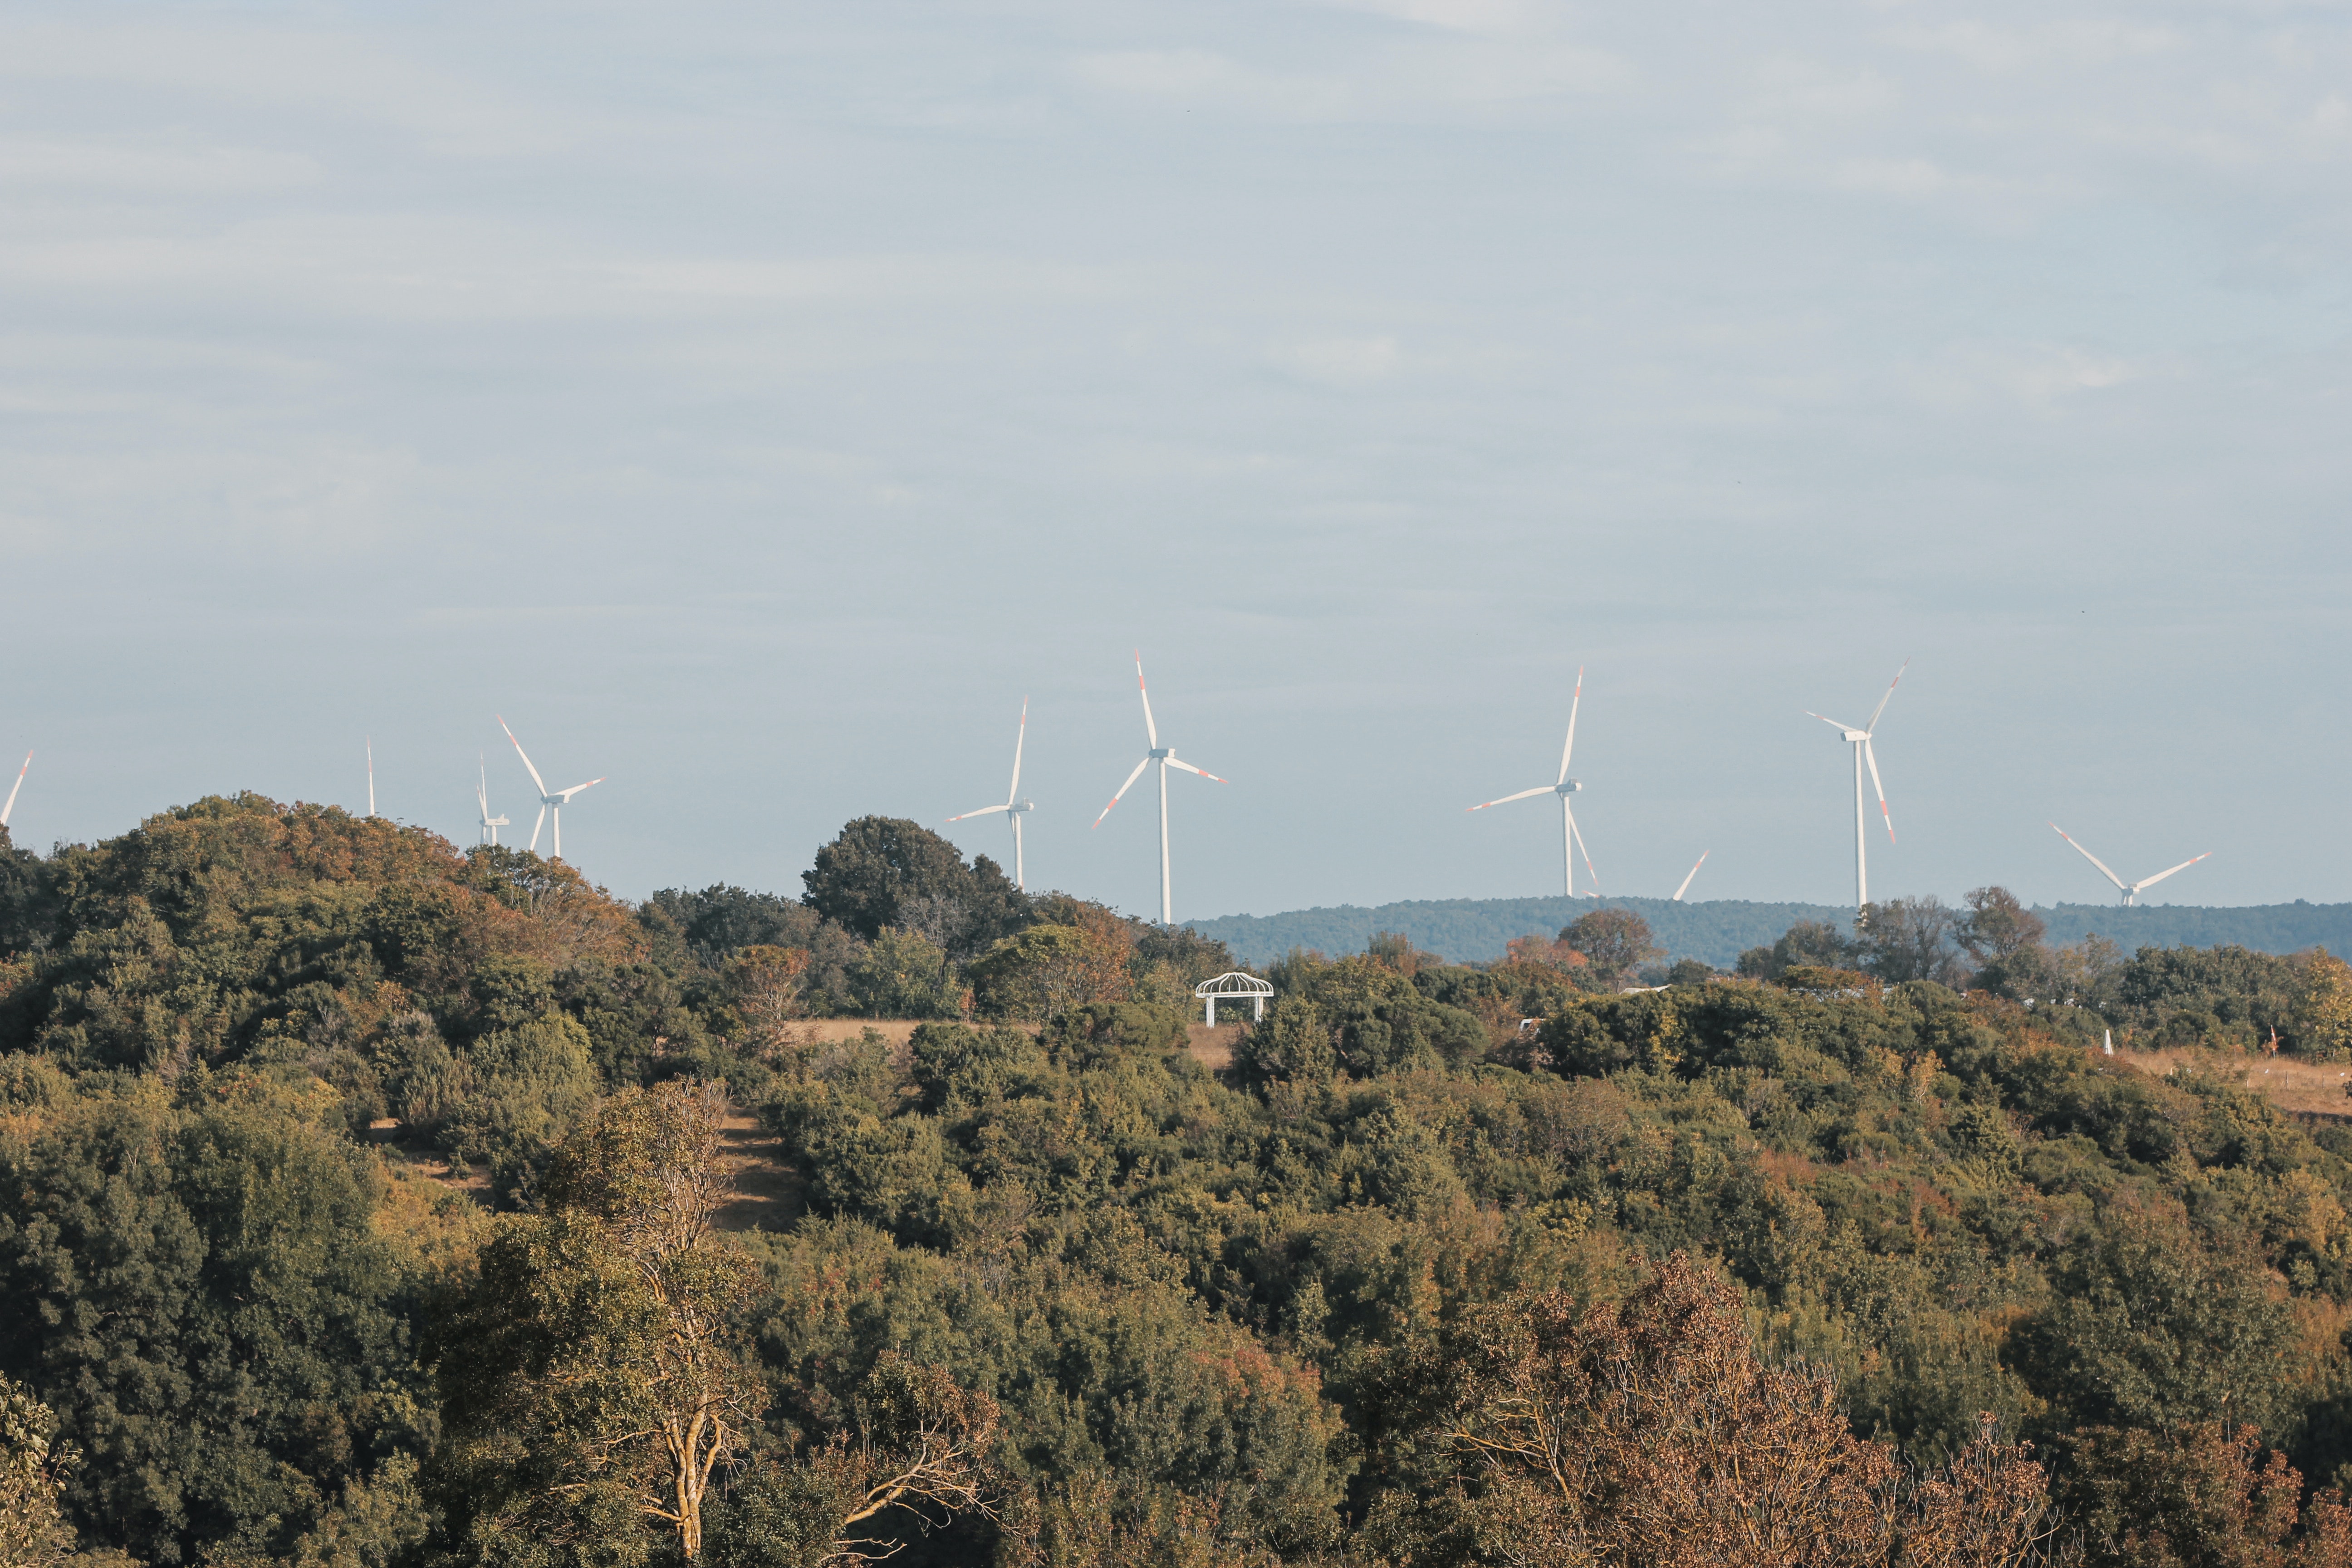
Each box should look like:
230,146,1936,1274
1,0,2348,923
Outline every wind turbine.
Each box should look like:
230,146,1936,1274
1468,666,1600,898
2049,823,2210,906
0,751,27,830
496,715,604,861
1093,653,1225,926
947,698,1035,891
1672,851,1709,902
1806,660,1906,912
477,755,510,847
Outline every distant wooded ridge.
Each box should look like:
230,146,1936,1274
1185,896,2352,970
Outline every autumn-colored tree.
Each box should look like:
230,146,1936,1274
2298,951,2352,1061
433,1079,764,1564
1504,933,1591,973
1398,1254,2048,1568
725,945,810,1059
2063,1421,2352,1568
0,1375,77,1568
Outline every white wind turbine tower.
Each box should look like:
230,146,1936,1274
947,698,1035,892
477,755,510,847
0,752,28,830
1093,653,1225,926
1805,660,1906,912
366,738,376,818
1468,666,1600,899
497,715,604,861
2049,823,2210,906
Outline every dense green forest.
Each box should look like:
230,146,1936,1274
1190,894,2352,970
10,797,2352,1566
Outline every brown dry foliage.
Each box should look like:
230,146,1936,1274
1406,1253,2048,1568
2064,1421,2352,1568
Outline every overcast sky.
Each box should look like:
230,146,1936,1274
1,0,2347,922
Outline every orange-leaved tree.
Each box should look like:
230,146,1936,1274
1395,1253,2049,1568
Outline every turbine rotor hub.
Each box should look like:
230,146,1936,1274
1555,779,1582,795
1149,747,1171,760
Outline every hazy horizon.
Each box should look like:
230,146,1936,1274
3,1,2346,918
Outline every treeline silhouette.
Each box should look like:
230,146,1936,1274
5,798,2352,1566
1186,893,2352,971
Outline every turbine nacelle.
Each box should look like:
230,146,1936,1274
497,714,605,862
947,697,1034,892
1805,659,1907,910
1094,654,1225,925
1466,666,1599,898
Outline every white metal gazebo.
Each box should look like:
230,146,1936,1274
1194,971,1274,1025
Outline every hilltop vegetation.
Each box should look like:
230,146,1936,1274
5,798,2352,1566
1188,893,2352,970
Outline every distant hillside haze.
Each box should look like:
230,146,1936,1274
1184,897,2352,970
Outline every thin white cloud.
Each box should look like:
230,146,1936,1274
0,139,319,193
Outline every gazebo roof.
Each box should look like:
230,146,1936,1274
1194,970,1274,997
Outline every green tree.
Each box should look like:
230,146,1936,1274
432,1080,764,1564
0,1080,425,1567
1855,895,1970,986
1558,909,1662,988
2014,1203,2301,1440
1735,919,1856,980
800,818,1028,953
844,929,962,1020
1959,886,2046,964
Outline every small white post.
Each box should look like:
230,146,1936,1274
1205,995,1218,1026
1253,995,1264,1021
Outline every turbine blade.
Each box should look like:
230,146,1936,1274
1134,651,1158,750
1558,666,1585,784
1865,657,1911,735
1093,756,1152,827
948,804,1012,822
1166,756,1225,782
529,804,547,853
1468,786,1553,812
1805,710,1860,733
0,751,28,828
1863,738,1894,843
1565,802,1599,894
497,715,550,797
1008,696,1028,801
2050,823,2130,893
1673,850,1709,902
557,778,604,801
2133,852,2212,893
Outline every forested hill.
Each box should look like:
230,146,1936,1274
1190,897,1848,967
1188,894,2352,968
